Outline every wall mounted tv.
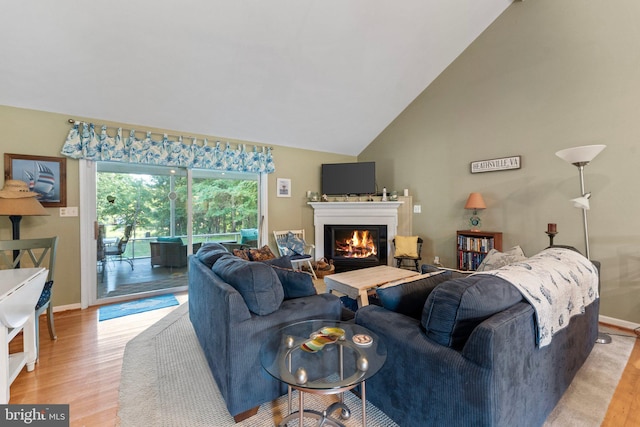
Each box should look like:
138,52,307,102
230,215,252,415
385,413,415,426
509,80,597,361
321,162,376,196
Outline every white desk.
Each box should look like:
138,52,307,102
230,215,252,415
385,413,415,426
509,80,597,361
0,267,47,404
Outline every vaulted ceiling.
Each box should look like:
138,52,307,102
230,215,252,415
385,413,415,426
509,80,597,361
1,1,513,155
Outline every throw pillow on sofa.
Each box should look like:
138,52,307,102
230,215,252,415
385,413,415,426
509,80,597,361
233,248,251,260
248,245,277,261
377,270,452,319
421,275,523,350
212,256,284,315
270,265,317,299
475,246,526,272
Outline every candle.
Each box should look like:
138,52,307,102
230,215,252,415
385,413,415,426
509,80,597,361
403,189,409,197
547,223,557,233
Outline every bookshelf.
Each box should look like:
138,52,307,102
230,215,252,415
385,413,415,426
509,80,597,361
456,230,503,271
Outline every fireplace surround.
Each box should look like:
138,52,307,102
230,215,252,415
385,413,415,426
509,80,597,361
309,201,403,270
324,224,388,272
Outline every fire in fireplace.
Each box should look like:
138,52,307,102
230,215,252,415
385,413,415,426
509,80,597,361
324,225,387,272
335,230,377,258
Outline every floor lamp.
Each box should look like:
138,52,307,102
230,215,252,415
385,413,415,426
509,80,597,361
555,144,611,344
0,180,49,264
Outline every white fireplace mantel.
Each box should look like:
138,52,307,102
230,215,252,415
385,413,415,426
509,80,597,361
309,201,403,264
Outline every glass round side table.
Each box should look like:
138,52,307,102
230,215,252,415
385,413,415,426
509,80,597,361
261,319,386,427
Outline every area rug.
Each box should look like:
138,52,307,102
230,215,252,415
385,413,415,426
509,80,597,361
117,304,636,426
99,294,179,321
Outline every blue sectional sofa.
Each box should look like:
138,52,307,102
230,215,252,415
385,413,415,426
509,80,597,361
188,243,342,422
355,247,600,427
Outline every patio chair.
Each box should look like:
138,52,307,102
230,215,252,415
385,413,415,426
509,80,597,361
105,225,133,270
273,229,317,279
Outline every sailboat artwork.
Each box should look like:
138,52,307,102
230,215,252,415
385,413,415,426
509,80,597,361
23,162,57,201
4,153,66,207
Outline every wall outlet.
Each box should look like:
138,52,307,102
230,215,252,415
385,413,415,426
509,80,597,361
413,204,421,213
60,206,78,217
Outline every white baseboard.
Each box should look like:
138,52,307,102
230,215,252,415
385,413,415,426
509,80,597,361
49,303,82,313
599,315,640,331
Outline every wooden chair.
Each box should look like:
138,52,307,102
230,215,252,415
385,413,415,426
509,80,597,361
393,236,423,271
0,237,59,350
273,229,317,279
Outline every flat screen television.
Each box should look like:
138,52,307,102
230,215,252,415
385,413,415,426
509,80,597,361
321,162,376,196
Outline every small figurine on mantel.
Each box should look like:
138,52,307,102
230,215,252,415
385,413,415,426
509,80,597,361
322,194,329,202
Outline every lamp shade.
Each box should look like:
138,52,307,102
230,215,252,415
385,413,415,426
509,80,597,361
0,197,49,216
571,192,591,210
464,193,486,210
555,145,606,165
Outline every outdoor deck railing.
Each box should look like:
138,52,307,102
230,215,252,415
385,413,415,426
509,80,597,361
106,232,244,260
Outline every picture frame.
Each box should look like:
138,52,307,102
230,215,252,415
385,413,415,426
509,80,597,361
276,178,291,198
4,153,67,207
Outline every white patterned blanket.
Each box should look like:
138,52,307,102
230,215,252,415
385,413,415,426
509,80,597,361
474,247,599,347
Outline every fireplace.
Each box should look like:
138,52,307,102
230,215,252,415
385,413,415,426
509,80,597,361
310,200,402,269
324,225,387,272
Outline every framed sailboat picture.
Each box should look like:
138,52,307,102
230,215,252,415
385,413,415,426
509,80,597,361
4,153,67,207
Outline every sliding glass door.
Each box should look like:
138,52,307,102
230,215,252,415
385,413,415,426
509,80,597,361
93,163,260,303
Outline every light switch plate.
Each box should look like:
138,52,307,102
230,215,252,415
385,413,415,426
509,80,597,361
413,205,421,214
60,206,78,217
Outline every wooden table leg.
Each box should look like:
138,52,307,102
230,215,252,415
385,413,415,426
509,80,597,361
357,289,370,308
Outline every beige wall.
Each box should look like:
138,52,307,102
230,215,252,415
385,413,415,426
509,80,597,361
267,147,354,246
359,0,640,324
0,105,354,307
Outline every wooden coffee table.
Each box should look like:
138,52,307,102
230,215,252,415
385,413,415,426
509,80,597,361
324,265,420,308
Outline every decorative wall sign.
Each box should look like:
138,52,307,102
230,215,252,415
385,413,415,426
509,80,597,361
470,156,521,174
4,153,67,207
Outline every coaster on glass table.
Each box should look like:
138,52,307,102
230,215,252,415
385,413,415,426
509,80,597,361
352,334,373,347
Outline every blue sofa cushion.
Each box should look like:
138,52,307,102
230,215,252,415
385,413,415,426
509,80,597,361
377,270,452,320
196,243,231,268
421,275,523,350
270,266,317,300
261,256,294,269
212,256,284,315
240,228,259,244
157,236,184,244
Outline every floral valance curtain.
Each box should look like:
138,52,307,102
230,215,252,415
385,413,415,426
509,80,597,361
61,122,275,174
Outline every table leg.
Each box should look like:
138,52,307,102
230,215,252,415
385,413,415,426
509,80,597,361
356,289,370,308
1,325,9,403
24,313,37,370
287,353,292,415
299,390,304,426
361,381,366,427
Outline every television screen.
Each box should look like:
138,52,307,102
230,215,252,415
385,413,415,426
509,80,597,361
321,162,376,195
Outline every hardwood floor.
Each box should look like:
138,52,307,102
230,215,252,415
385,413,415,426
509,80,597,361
8,293,188,427
602,327,640,427
7,294,640,427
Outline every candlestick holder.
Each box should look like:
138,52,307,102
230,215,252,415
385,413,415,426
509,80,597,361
545,231,558,247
